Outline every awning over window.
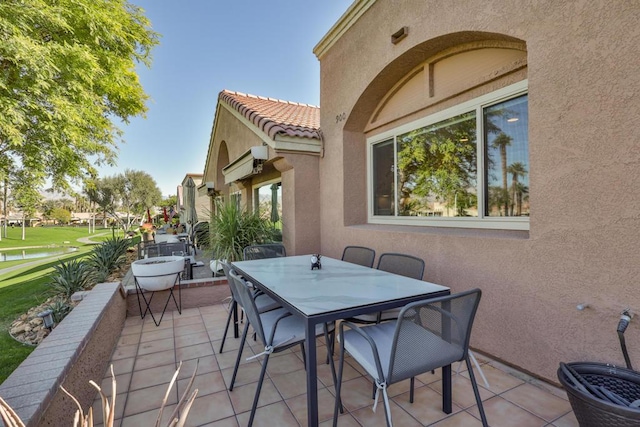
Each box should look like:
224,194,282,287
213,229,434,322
222,146,268,184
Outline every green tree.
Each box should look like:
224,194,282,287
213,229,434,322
51,207,71,225
0,0,158,192
113,169,161,230
507,162,527,216
162,195,178,209
86,177,118,228
11,170,42,239
491,132,512,215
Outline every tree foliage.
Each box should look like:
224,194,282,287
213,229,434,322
0,0,158,192
51,207,71,224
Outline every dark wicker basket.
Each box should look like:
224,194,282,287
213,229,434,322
558,362,640,427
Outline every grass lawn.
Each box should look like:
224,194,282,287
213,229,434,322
0,227,120,383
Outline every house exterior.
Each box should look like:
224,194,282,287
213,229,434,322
203,0,640,384
201,90,322,255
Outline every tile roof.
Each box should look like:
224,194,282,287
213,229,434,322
219,90,320,140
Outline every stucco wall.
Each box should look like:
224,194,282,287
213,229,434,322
317,0,640,382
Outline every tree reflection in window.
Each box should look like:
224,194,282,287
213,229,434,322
397,112,477,217
484,95,529,216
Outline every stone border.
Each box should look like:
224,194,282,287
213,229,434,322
0,282,127,427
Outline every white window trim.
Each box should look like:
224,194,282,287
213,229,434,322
367,80,529,231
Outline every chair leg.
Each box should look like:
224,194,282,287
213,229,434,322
229,322,250,391
466,357,489,427
247,352,270,427
323,325,338,388
333,336,346,427
381,386,392,427
219,300,236,353
300,342,306,367
410,376,415,403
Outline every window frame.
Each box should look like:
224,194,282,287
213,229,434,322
366,80,529,230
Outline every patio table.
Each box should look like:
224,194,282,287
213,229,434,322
231,255,451,427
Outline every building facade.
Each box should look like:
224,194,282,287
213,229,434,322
313,0,640,382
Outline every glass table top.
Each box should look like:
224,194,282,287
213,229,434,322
232,255,450,317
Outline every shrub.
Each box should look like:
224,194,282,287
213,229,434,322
46,299,72,323
48,259,94,300
87,237,130,282
209,201,274,262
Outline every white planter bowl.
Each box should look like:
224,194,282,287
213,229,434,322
132,256,184,291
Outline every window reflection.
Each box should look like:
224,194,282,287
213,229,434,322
484,95,529,216
373,140,394,215
396,112,478,217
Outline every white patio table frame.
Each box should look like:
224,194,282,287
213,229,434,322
231,255,451,427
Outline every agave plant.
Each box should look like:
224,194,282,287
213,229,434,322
209,200,274,262
47,299,73,323
48,259,95,300
87,238,131,283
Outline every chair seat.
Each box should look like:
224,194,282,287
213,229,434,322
342,321,462,382
349,307,402,323
255,293,280,313
260,308,330,348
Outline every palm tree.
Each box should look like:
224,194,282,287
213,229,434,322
507,162,527,216
491,133,512,215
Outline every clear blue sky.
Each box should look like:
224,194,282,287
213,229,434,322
97,0,353,197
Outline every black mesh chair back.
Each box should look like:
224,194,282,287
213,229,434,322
389,289,481,383
228,270,267,345
243,243,286,260
157,242,190,256
341,246,376,268
376,252,425,280
333,289,487,427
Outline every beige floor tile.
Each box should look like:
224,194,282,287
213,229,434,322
117,333,140,347
208,325,235,342
174,313,204,327
142,316,173,332
501,383,572,422
124,382,178,417
228,378,282,414
175,330,210,348
320,412,361,427
286,387,336,426
111,343,138,361
178,307,203,318
265,352,306,376
318,359,361,388
428,374,495,409
138,337,175,356
200,415,239,427
120,403,176,427
174,321,207,336
461,364,524,394
467,395,546,427
111,357,135,376
175,341,214,361
221,362,263,389
184,391,236,425
334,376,376,412
236,401,299,427
99,372,131,396
270,368,323,400
140,326,174,343
212,334,243,353
198,304,227,315
351,400,421,427
123,316,143,329
177,370,227,397
216,345,255,370
394,386,463,425
415,368,443,385
551,410,579,427
177,355,220,379
134,349,176,371
129,364,175,391
432,410,484,426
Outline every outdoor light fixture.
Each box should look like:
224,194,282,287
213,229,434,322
205,182,217,197
38,309,55,330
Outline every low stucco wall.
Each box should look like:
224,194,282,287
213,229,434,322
0,282,127,427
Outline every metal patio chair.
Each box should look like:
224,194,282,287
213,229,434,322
217,261,279,353
333,289,488,427
242,243,286,260
341,246,376,268
227,270,337,427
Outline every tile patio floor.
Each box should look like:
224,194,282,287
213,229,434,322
94,302,579,427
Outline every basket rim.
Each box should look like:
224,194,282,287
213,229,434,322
558,361,640,416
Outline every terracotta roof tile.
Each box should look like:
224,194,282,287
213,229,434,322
219,90,320,140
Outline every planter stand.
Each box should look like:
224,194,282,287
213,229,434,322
134,272,182,327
